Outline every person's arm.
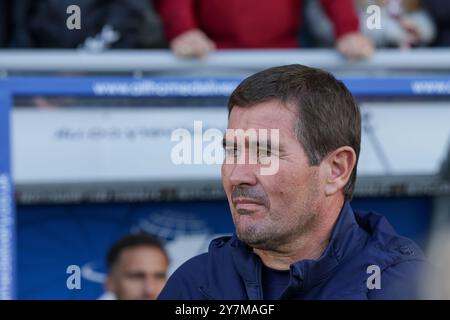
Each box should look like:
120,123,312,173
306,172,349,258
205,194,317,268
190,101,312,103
155,0,197,40
155,0,215,57
320,0,374,59
102,0,167,48
320,0,359,39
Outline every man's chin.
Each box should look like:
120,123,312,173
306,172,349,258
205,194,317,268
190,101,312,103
236,224,267,245
236,232,272,250
234,211,267,234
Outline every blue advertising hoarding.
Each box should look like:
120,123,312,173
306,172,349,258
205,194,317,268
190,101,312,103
0,85,16,300
17,197,431,299
3,74,450,97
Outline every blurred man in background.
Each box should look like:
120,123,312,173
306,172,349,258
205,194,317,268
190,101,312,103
105,233,169,300
156,0,374,59
356,0,435,48
305,0,436,48
10,0,166,50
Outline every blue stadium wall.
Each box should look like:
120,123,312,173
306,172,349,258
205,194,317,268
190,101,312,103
17,196,432,299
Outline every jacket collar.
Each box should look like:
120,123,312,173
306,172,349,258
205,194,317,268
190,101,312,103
230,201,369,299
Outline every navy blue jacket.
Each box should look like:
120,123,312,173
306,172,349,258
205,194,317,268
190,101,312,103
158,202,427,300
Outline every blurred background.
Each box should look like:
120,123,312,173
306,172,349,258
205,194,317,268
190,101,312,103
0,0,450,299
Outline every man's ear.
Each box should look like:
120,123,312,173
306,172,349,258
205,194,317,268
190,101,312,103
323,146,357,196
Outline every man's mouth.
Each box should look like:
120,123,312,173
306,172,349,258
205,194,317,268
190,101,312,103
232,197,266,211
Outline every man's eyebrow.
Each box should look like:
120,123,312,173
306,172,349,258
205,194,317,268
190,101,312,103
252,139,280,153
222,137,234,148
222,136,281,151
125,271,146,277
222,137,227,148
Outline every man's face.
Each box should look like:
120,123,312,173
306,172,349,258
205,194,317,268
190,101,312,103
222,100,324,251
107,246,168,300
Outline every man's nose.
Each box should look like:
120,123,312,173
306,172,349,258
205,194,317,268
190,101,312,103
228,163,258,186
142,278,157,299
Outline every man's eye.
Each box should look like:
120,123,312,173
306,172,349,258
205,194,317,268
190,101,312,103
225,148,239,157
154,273,167,280
258,148,272,158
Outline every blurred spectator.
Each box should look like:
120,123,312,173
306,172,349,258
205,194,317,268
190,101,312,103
423,0,450,46
11,0,166,50
156,0,374,59
305,0,435,48
105,232,169,300
0,0,13,47
357,0,436,48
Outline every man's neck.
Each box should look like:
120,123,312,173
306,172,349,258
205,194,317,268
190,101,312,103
253,198,344,271
253,233,330,271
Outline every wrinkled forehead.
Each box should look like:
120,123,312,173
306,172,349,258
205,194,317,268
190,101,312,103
227,100,298,135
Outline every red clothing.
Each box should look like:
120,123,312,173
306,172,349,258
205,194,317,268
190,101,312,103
156,0,359,48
